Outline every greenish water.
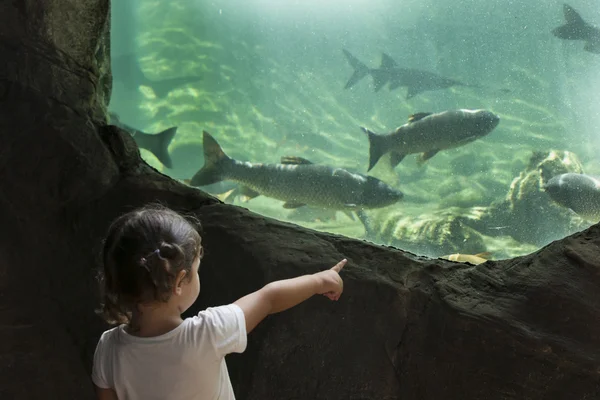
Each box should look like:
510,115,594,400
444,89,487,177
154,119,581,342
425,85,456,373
108,0,600,262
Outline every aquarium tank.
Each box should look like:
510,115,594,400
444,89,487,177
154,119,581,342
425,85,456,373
108,0,600,263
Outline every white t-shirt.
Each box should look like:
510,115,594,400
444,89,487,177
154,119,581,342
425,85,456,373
91,304,247,400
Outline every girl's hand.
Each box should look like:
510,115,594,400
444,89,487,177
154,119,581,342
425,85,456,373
315,259,346,301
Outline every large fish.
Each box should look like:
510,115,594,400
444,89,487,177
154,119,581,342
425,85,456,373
543,173,600,221
109,112,177,168
342,49,479,99
361,109,500,172
189,131,404,213
551,4,600,54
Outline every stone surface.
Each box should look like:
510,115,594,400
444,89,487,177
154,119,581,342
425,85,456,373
365,206,489,258
472,150,591,246
2,1,600,400
364,150,593,259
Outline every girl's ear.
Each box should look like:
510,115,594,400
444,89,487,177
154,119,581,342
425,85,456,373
174,270,187,295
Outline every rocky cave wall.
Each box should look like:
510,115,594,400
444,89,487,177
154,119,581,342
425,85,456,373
0,1,599,399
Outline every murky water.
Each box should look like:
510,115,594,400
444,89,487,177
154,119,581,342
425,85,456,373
108,0,600,261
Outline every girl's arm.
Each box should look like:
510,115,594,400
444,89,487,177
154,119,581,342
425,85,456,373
234,259,346,333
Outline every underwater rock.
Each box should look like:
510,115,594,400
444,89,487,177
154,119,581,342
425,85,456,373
3,1,600,399
437,185,490,209
364,207,488,258
470,150,592,246
426,164,510,211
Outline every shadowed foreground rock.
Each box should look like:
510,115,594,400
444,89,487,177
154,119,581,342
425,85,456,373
1,1,600,399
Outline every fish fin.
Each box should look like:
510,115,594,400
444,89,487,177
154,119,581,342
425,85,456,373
390,152,406,169
551,4,588,41
219,188,238,203
342,210,356,221
408,112,432,123
283,202,306,209
380,53,397,70
137,126,178,168
370,69,389,92
240,186,260,200
342,49,370,89
474,252,492,260
189,131,232,186
153,126,177,168
417,150,439,166
563,4,586,27
584,40,600,54
332,168,355,179
344,203,358,208
280,156,313,165
361,127,389,172
370,53,397,92
355,209,375,239
388,79,403,91
405,85,421,99
220,187,251,203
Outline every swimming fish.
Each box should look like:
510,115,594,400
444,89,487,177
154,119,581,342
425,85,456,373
441,252,492,265
551,4,600,54
342,49,479,99
361,109,500,172
188,131,404,213
109,112,177,168
543,173,600,221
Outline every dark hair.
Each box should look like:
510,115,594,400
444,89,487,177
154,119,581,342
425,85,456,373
97,203,202,325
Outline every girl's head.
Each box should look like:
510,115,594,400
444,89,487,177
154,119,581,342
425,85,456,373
98,203,203,325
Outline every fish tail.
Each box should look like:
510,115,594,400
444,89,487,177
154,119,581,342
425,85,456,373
145,126,177,168
189,131,232,186
551,4,588,40
150,80,175,99
342,49,370,89
369,69,389,92
361,127,387,172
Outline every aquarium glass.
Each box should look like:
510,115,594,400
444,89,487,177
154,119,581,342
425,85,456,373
109,0,600,262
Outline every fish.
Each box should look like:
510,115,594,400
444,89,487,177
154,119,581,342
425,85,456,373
188,131,404,215
551,4,600,54
543,173,600,221
441,252,492,265
181,179,240,198
342,49,479,99
111,53,203,98
360,109,500,172
109,112,177,169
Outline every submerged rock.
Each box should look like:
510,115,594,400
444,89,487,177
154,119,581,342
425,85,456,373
364,207,488,258
471,150,592,246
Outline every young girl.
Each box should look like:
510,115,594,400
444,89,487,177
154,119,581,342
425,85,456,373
91,204,346,400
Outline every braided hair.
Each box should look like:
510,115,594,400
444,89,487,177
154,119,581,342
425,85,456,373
97,203,202,325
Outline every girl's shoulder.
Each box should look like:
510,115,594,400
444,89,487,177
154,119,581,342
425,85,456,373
97,325,124,346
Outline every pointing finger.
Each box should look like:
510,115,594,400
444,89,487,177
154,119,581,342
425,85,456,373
331,259,347,273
